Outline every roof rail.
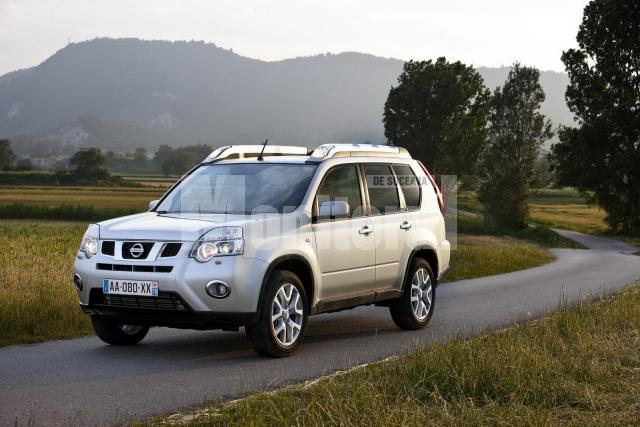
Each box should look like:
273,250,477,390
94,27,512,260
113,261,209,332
204,145,309,162
308,144,411,161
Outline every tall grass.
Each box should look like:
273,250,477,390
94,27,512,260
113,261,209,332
157,282,640,426
0,221,92,347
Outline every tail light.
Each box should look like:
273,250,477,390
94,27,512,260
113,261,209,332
417,160,445,214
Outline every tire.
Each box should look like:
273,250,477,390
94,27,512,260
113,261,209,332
389,258,436,330
91,316,150,345
246,270,308,357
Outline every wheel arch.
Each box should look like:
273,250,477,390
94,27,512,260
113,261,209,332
402,245,440,289
258,254,315,312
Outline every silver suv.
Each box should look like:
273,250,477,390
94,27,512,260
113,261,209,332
74,144,450,357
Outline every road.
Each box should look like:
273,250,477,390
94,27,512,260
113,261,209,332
1,231,639,425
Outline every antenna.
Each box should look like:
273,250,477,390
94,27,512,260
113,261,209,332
257,138,269,161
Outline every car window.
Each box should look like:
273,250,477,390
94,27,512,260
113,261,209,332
393,164,421,210
363,164,401,215
316,165,364,218
156,163,317,214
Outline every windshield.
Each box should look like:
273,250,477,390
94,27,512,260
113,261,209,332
156,163,317,214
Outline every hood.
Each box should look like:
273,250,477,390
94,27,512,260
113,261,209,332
98,212,254,241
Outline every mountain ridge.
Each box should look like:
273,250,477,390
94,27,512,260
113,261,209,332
0,38,573,156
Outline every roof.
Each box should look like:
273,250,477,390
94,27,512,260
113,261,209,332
202,144,411,164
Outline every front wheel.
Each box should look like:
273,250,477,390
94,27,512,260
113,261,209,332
246,270,308,357
389,258,436,330
91,316,150,345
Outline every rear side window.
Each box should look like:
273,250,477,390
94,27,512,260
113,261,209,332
362,164,400,215
316,165,364,217
393,164,421,210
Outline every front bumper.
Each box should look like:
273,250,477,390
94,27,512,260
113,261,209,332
74,247,269,325
80,303,257,330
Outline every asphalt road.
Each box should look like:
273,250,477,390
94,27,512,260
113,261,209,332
1,231,639,426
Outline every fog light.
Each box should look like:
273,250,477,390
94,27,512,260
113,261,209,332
205,280,231,299
73,274,83,291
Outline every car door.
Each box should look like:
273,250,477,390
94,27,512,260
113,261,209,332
361,163,413,291
312,164,376,301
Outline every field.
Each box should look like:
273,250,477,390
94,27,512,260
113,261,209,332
0,185,165,209
0,219,552,348
0,185,167,220
112,172,178,188
0,184,594,348
0,221,91,347
153,281,640,426
459,188,611,236
528,189,608,235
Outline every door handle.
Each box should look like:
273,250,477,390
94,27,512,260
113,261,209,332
400,221,412,230
359,226,373,235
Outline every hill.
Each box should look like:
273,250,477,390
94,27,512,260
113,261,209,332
0,38,573,155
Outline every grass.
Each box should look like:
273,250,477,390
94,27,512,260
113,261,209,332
113,172,178,188
0,186,165,210
0,203,141,221
0,221,92,347
0,220,554,348
455,214,584,249
457,188,608,236
447,234,554,282
153,281,640,426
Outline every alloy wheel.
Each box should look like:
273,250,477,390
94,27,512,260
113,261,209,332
271,282,304,346
411,268,433,320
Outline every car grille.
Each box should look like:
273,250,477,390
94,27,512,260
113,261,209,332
89,288,188,311
100,241,183,259
160,243,182,257
122,242,154,259
101,241,115,256
96,263,173,273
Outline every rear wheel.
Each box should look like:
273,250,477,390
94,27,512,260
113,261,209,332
389,258,436,330
91,316,149,345
246,270,308,357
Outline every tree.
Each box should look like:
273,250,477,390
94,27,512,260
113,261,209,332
69,148,110,181
133,147,148,167
154,145,174,176
383,58,491,199
155,144,213,176
479,64,553,231
0,139,16,171
550,0,640,234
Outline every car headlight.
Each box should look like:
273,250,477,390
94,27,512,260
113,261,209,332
80,224,100,258
191,227,244,262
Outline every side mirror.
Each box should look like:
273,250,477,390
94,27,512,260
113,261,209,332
319,200,350,220
148,200,159,211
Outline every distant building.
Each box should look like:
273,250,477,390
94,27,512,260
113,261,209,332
30,155,70,170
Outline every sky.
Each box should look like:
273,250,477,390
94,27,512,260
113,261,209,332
0,0,589,76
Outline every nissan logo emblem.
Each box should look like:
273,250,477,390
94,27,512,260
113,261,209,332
129,243,145,258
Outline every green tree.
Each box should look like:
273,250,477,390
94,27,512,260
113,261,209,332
383,58,491,197
0,139,16,171
172,152,198,175
133,147,148,167
155,144,213,176
69,148,110,181
479,64,553,231
550,0,640,234
154,145,174,176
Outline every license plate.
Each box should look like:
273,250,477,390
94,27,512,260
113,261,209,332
103,279,158,297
